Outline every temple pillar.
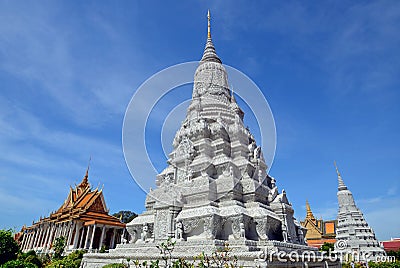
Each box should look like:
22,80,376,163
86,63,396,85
27,232,32,250
67,222,73,239
30,230,36,249
34,226,42,248
48,224,56,249
20,232,27,251
32,227,38,248
23,232,28,251
54,224,60,239
66,221,75,249
23,232,30,251
110,228,116,249
62,223,66,239
38,225,44,247
99,225,106,250
39,225,44,247
27,231,33,250
47,224,55,249
43,225,50,249
43,225,48,246
59,223,64,238
79,226,86,249
43,225,49,247
84,225,91,249
72,223,80,249
30,231,35,249
89,224,96,251
67,222,76,249
61,223,66,237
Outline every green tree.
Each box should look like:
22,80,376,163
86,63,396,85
320,242,334,253
53,236,66,260
0,229,19,265
387,250,400,260
112,211,137,223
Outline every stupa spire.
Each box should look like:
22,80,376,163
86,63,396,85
201,10,222,64
207,9,211,39
334,161,347,191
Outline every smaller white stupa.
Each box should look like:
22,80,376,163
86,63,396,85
334,162,386,262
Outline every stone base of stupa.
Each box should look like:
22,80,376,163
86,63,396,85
81,239,341,268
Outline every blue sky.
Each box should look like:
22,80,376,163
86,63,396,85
0,1,399,240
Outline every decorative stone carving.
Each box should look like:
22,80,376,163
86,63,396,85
257,170,263,185
239,222,245,238
203,215,221,239
155,210,168,240
141,224,149,242
175,136,195,160
255,219,269,240
182,218,201,234
282,222,288,242
126,225,140,244
175,221,184,241
231,217,242,240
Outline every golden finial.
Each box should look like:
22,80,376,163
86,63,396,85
86,156,91,177
207,10,211,39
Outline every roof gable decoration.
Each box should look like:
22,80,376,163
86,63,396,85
55,168,109,214
87,190,109,214
303,219,323,235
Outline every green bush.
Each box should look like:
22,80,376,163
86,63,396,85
0,259,37,268
44,249,85,268
369,261,400,268
67,250,85,262
103,264,128,268
24,255,42,268
18,250,36,259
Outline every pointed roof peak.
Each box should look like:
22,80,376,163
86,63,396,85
78,159,91,190
306,200,316,220
334,161,348,191
201,10,222,64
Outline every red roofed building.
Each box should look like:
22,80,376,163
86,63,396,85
381,238,400,252
17,168,126,254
